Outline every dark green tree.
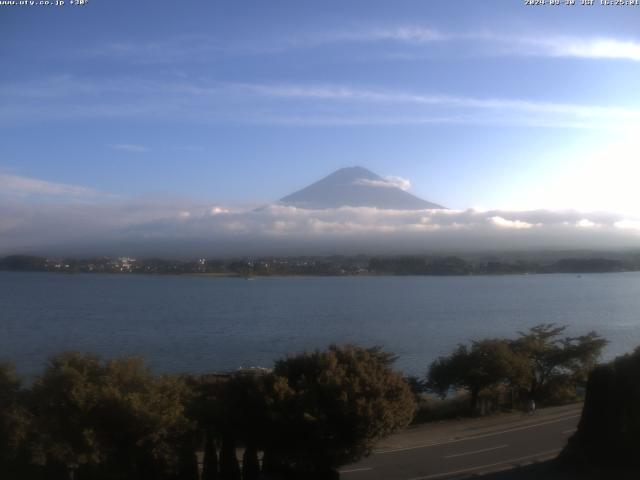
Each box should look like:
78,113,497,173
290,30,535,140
189,371,271,479
241,444,260,480
28,352,106,478
176,437,199,480
0,362,31,477
92,357,194,479
185,373,225,478
218,433,241,480
201,432,218,480
427,339,520,411
29,352,194,480
512,324,607,401
268,345,415,475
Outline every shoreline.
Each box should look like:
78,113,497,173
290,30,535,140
1,269,639,278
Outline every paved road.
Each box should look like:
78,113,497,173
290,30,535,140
340,405,581,480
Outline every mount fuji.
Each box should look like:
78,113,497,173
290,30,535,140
279,167,445,210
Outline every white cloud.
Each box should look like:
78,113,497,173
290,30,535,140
577,219,596,228
352,176,411,191
615,219,640,231
69,29,445,65
490,216,535,230
0,172,100,198
326,27,446,44
65,27,640,65
247,83,638,115
323,26,640,63
3,75,639,129
71,34,272,64
209,206,230,215
535,37,640,62
384,176,411,191
108,143,148,153
2,197,640,256
233,83,640,128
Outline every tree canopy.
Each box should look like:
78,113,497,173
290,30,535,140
427,339,522,411
512,324,607,400
266,345,415,473
0,332,608,479
0,362,30,475
427,324,607,410
27,352,194,479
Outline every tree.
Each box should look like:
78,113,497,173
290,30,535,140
185,373,226,472
404,375,427,403
241,444,260,480
0,362,31,477
176,438,199,480
189,370,273,480
222,375,267,480
29,352,194,480
0,255,46,271
94,357,194,478
201,432,218,480
267,345,415,475
28,352,106,478
428,326,607,411
218,433,241,480
512,324,607,401
427,339,519,412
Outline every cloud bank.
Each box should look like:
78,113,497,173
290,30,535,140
2,195,640,257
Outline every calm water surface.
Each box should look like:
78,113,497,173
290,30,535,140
1,271,639,377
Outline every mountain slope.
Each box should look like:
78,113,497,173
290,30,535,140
280,166,445,210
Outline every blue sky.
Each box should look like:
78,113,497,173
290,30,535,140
2,0,640,255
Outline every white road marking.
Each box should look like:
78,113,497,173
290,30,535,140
376,414,580,454
339,467,373,474
562,428,577,435
444,444,508,459
407,449,562,480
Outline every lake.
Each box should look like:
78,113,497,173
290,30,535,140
1,271,639,378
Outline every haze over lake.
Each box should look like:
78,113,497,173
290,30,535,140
2,271,640,378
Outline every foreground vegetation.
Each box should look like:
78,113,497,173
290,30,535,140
0,325,612,479
562,345,640,470
463,346,640,479
0,345,414,480
424,324,606,414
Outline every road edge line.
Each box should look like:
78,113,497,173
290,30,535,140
376,414,580,454
406,449,561,480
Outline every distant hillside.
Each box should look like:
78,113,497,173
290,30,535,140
280,166,445,210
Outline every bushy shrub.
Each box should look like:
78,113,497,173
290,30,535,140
265,345,415,473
